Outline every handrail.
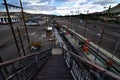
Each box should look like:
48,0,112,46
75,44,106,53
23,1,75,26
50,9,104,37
68,26,120,64
0,48,52,80
0,48,51,68
63,48,120,80
61,25,120,74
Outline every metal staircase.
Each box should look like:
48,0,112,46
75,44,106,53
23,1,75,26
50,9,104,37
0,47,120,80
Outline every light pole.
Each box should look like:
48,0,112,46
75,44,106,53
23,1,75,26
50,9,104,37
20,0,31,49
65,14,67,26
94,5,112,60
76,10,80,22
112,39,120,57
70,11,74,29
3,0,20,56
84,10,89,37
16,26,26,56
3,0,29,56
98,5,111,48
104,5,111,18
76,10,81,32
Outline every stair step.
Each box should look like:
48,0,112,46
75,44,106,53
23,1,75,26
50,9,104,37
33,54,73,80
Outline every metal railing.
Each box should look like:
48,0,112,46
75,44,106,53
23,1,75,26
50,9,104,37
63,48,120,80
0,48,52,80
0,44,120,80
61,26,120,75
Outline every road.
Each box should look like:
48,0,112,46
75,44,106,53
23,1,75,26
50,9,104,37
57,17,120,57
0,20,53,62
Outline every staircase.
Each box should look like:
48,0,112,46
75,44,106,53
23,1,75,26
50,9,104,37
33,48,73,80
0,47,120,80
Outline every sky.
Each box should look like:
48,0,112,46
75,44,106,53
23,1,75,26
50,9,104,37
0,0,120,15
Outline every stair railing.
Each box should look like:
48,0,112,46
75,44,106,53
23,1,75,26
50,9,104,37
63,48,120,80
0,48,52,80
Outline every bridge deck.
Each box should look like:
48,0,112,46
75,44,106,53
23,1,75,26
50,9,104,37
33,48,73,80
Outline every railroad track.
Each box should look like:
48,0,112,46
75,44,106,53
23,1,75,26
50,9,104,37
60,26,120,75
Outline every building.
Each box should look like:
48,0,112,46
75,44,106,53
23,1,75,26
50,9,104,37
0,16,19,24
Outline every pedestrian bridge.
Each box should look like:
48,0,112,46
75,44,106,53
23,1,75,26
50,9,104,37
0,46,120,80
0,28,120,80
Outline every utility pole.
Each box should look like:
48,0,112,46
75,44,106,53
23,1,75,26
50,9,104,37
3,0,20,55
75,10,80,32
20,0,31,49
84,10,89,37
98,5,111,47
94,6,111,61
76,10,80,22
112,39,120,57
70,11,74,30
16,27,26,56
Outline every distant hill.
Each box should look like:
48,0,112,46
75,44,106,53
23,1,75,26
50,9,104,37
0,12,52,19
0,12,28,16
103,4,120,13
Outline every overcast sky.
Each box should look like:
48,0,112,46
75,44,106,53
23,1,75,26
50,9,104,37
0,0,120,15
